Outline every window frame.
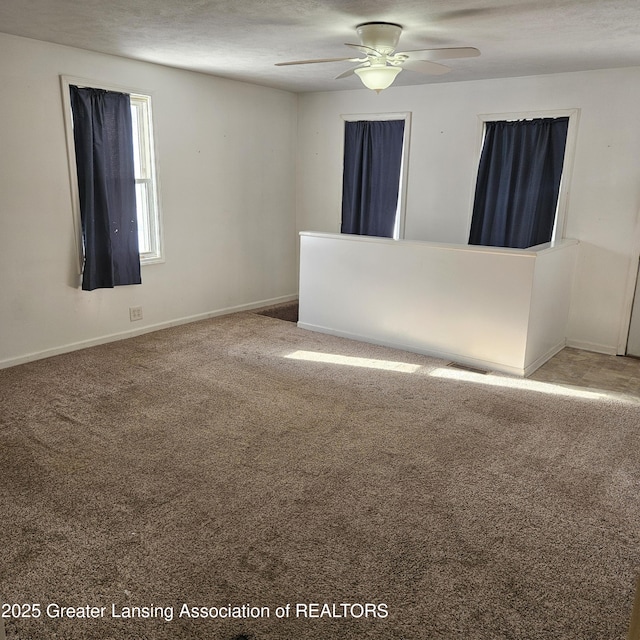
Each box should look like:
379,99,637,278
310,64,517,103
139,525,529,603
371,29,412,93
61,75,164,271
470,108,580,246
340,112,412,240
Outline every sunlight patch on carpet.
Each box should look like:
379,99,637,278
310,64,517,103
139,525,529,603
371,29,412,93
430,367,635,403
284,350,422,373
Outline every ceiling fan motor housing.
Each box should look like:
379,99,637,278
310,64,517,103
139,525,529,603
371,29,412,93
356,22,403,54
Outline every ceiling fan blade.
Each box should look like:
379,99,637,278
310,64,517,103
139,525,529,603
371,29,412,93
334,64,368,80
395,47,480,61
345,43,382,57
400,59,451,75
275,57,364,66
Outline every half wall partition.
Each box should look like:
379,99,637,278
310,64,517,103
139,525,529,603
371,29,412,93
298,232,578,377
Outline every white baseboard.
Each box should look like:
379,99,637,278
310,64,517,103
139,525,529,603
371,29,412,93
565,339,618,355
523,341,566,377
297,321,530,377
0,294,298,370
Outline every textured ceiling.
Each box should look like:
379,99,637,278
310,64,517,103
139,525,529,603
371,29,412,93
1,0,640,92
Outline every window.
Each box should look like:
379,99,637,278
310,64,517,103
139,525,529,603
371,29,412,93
340,112,411,239
469,109,578,249
129,94,162,261
61,76,163,270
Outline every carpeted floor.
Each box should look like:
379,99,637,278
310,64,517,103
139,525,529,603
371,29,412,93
254,302,298,323
0,311,639,639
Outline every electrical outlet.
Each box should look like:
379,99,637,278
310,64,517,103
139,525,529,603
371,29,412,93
129,306,143,322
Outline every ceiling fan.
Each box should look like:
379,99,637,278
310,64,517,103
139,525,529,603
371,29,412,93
275,22,480,92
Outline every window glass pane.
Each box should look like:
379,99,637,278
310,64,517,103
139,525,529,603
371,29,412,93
130,103,142,178
135,181,151,254
130,94,160,260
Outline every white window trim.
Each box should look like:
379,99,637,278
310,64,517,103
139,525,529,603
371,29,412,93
469,108,580,245
60,75,164,272
340,112,412,240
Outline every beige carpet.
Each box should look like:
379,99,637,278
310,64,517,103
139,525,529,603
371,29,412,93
255,302,298,323
0,310,639,639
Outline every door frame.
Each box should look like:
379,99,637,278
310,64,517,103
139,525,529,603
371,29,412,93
620,218,640,354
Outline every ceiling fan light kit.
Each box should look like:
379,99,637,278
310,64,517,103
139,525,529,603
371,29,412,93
354,65,402,93
275,21,480,93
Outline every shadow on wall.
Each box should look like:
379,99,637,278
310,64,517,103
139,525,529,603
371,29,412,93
566,241,636,352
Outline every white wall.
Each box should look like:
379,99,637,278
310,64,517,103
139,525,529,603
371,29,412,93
2,32,638,365
0,33,298,367
296,68,640,355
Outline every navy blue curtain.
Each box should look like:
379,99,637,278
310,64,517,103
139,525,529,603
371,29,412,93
70,86,141,291
341,119,405,238
469,117,569,249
